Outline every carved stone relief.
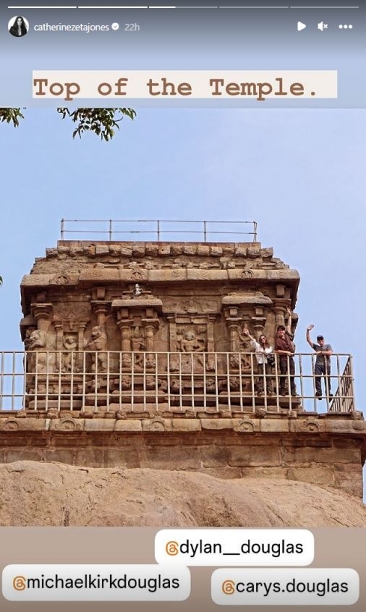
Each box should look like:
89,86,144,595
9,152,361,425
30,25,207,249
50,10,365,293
26,329,51,374
53,303,91,321
177,328,206,353
131,326,145,351
163,298,219,314
85,325,108,372
61,333,79,372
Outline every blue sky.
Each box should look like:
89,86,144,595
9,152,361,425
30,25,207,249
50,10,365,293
1,108,365,412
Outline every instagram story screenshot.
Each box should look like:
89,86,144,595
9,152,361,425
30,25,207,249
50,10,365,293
0,0,365,609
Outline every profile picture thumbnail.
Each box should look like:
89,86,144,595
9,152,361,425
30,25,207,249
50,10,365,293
8,15,29,38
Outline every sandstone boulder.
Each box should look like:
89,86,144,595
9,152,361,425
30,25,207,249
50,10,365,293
1,461,365,527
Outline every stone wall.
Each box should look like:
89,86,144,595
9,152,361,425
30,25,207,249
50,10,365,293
1,413,365,498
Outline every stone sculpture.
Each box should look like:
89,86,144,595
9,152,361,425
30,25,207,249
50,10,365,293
86,326,108,372
179,331,205,352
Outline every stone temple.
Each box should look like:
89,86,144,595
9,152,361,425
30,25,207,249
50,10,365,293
0,220,365,498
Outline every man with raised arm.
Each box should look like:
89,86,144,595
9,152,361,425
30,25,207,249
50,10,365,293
274,307,298,397
306,324,333,400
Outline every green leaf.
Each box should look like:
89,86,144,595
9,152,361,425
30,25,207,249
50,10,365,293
0,108,136,139
0,108,25,127
57,107,136,140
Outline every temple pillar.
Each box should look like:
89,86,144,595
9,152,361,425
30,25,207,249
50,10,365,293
143,321,159,352
273,303,287,328
91,301,110,328
117,321,132,351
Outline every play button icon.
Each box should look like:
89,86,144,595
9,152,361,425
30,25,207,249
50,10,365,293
297,21,307,31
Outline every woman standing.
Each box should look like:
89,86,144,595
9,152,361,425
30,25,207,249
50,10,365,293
243,328,274,396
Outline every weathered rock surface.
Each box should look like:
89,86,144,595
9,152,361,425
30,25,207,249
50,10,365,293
1,461,365,527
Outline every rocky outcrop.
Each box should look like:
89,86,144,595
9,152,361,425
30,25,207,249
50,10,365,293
1,461,365,527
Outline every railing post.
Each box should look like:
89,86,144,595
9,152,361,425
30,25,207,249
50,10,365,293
60,218,64,240
203,220,207,242
349,355,356,412
157,220,160,242
109,219,112,241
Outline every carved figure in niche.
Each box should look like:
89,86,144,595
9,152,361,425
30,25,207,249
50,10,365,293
145,376,156,390
135,352,156,372
170,379,180,394
158,379,168,393
132,326,145,351
55,274,69,285
206,378,217,394
228,377,251,392
229,353,251,371
121,353,133,371
62,334,79,373
26,329,52,374
24,326,36,350
86,325,108,372
27,329,47,350
229,376,240,391
206,357,216,372
218,378,228,393
179,331,205,352
145,353,156,370
171,333,206,373
135,353,156,372
24,326,37,379
63,334,77,350
121,375,131,390
168,356,180,373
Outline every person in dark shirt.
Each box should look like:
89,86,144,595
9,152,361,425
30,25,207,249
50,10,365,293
275,308,298,396
306,324,333,400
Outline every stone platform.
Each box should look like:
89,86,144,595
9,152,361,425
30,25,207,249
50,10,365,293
1,410,365,499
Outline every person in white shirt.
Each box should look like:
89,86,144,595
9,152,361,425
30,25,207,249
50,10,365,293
242,328,274,396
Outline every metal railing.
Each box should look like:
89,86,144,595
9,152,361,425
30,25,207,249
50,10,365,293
60,219,258,243
0,351,355,415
